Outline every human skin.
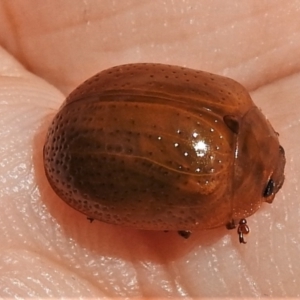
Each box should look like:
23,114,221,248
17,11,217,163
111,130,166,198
0,0,298,298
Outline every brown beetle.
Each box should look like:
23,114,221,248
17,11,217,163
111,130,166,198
43,63,286,243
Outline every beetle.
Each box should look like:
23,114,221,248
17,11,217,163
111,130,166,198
43,63,286,243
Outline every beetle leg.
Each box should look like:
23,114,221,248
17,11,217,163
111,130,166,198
237,219,250,244
226,219,236,230
178,230,191,239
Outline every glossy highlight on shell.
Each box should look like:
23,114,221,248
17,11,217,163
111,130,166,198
43,63,286,241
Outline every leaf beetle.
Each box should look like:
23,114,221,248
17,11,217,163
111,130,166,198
43,63,286,243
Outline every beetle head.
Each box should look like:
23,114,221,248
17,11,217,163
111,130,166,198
231,107,286,218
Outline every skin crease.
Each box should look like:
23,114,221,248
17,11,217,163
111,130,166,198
0,0,298,298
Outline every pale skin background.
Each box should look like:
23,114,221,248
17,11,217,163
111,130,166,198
0,0,299,298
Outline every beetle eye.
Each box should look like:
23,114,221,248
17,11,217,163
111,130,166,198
263,179,275,198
